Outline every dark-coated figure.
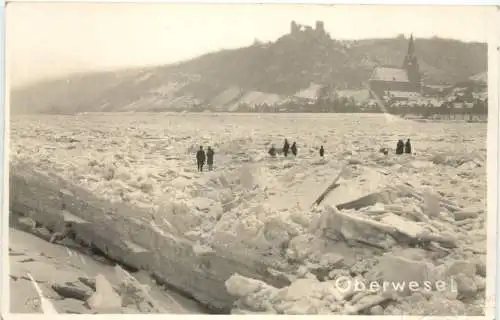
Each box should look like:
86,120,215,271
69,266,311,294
395,140,404,155
206,146,215,171
196,146,206,172
283,139,290,157
319,145,325,157
268,145,277,157
291,142,297,156
379,147,389,156
404,139,412,154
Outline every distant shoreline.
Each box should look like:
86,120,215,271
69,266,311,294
14,110,489,122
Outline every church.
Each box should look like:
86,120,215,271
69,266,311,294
369,35,423,101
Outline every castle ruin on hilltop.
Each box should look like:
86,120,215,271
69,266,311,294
290,20,327,37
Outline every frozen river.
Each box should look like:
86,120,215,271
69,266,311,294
9,112,488,315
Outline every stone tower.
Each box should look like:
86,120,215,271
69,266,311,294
403,34,422,89
315,21,325,34
290,20,300,35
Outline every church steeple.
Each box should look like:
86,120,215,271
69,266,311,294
403,34,421,86
407,34,415,56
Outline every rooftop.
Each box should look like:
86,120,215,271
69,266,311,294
369,67,409,83
386,91,421,99
468,71,487,84
293,83,323,100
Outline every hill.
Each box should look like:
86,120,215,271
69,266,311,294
11,25,487,114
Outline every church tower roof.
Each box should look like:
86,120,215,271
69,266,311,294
402,34,422,88
407,34,415,56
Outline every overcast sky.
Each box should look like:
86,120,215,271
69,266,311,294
7,3,494,87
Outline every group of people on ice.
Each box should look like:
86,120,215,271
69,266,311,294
396,138,412,155
196,146,215,172
268,139,326,158
196,138,411,171
195,139,327,172
379,139,412,155
268,139,298,158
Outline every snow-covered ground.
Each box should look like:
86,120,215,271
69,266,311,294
10,112,488,315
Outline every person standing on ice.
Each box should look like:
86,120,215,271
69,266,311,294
268,145,277,157
206,146,215,171
395,140,404,155
379,147,389,156
291,142,298,156
283,139,290,157
404,139,412,154
319,145,325,157
196,146,206,172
